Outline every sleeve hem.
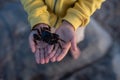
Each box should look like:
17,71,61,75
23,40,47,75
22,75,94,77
63,12,82,30
29,14,50,29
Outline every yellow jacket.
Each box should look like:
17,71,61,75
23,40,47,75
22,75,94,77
21,0,105,30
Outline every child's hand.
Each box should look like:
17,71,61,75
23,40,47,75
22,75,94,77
29,24,50,64
48,21,80,62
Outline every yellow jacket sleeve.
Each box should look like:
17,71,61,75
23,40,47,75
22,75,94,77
20,0,50,28
63,0,105,30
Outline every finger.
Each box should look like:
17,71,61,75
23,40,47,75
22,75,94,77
35,49,40,64
57,43,71,61
49,44,58,58
29,33,36,53
40,49,45,64
70,47,81,59
44,45,48,53
50,44,59,62
51,48,61,61
71,37,77,51
45,46,49,64
48,45,54,54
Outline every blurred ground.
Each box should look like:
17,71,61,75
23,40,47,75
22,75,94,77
93,0,120,41
93,0,120,80
0,0,120,80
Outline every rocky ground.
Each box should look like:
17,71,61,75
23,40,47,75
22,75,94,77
0,0,120,80
93,0,120,80
93,0,120,41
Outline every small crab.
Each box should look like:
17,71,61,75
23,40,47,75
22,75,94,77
32,27,65,49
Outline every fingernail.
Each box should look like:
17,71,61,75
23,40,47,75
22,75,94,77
51,58,56,62
45,58,49,63
41,61,45,64
57,58,61,62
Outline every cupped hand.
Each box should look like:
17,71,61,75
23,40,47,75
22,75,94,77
48,21,80,62
29,24,50,64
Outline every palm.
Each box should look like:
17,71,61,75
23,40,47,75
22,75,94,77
29,24,50,64
49,21,80,62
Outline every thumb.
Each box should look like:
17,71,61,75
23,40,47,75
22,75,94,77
71,36,77,51
70,37,81,59
70,47,80,59
29,32,36,53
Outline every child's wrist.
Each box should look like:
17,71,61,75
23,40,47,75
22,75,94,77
33,23,49,29
62,20,75,31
